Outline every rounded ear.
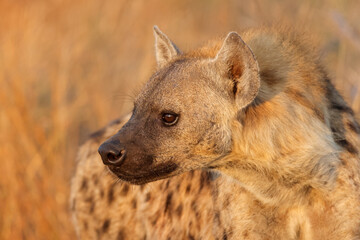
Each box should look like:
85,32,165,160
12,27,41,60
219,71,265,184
153,26,181,68
214,32,260,109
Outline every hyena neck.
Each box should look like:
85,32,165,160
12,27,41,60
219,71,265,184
216,98,343,207
209,30,360,207
216,82,360,207
217,156,335,207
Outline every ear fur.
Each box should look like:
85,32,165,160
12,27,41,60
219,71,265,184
214,32,260,109
153,26,181,68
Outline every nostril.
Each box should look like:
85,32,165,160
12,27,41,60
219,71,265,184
107,151,120,162
106,149,126,165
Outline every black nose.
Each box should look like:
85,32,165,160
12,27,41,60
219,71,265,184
98,140,127,166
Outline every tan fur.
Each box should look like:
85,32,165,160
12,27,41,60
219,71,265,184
71,27,360,239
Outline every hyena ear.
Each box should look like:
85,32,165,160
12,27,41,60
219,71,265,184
153,26,181,68
214,32,260,109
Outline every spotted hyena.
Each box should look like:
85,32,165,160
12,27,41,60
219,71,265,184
71,26,360,239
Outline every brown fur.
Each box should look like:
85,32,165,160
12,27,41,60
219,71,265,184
71,26,360,239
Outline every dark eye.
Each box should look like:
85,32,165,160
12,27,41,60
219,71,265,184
161,112,179,126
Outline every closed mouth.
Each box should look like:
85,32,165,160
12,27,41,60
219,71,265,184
107,162,179,185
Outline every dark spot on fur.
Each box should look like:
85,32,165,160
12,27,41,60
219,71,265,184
186,184,191,193
341,156,348,166
243,230,249,237
313,108,325,121
348,121,360,134
191,200,200,218
199,171,211,192
188,234,195,240
223,231,228,240
325,80,351,115
296,226,302,238
191,200,197,212
117,229,126,240
108,184,115,205
326,82,359,155
227,227,233,238
337,139,358,154
302,185,312,195
165,180,170,190
89,128,106,142
83,221,88,230
214,211,221,225
223,196,231,208
100,189,104,198
164,192,173,214
102,219,110,233
145,192,151,202
330,100,354,114
80,178,88,192
92,174,99,185
120,184,129,196
89,201,95,214
132,199,137,209
151,217,158,226
93,178,98,185
232,78,239,95
175,204,183,217
281,175,300,188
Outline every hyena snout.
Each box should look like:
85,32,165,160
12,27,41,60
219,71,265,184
98,139,127,166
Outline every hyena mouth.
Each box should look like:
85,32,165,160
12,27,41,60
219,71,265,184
107,162,179,185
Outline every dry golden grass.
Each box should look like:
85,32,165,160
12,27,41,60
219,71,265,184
0,0,359,239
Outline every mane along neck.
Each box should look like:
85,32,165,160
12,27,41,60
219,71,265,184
217,29,346,206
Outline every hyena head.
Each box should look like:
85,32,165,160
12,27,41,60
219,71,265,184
98,26,260,184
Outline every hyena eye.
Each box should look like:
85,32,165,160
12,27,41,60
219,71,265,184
161,112,179,126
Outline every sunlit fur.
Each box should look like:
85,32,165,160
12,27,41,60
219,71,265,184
71,27,360,239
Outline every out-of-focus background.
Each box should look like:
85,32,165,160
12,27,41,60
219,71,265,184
0,0,359,239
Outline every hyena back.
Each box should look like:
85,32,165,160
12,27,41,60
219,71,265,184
71,26,360,239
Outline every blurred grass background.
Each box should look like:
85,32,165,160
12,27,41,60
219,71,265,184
0,0,359,239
